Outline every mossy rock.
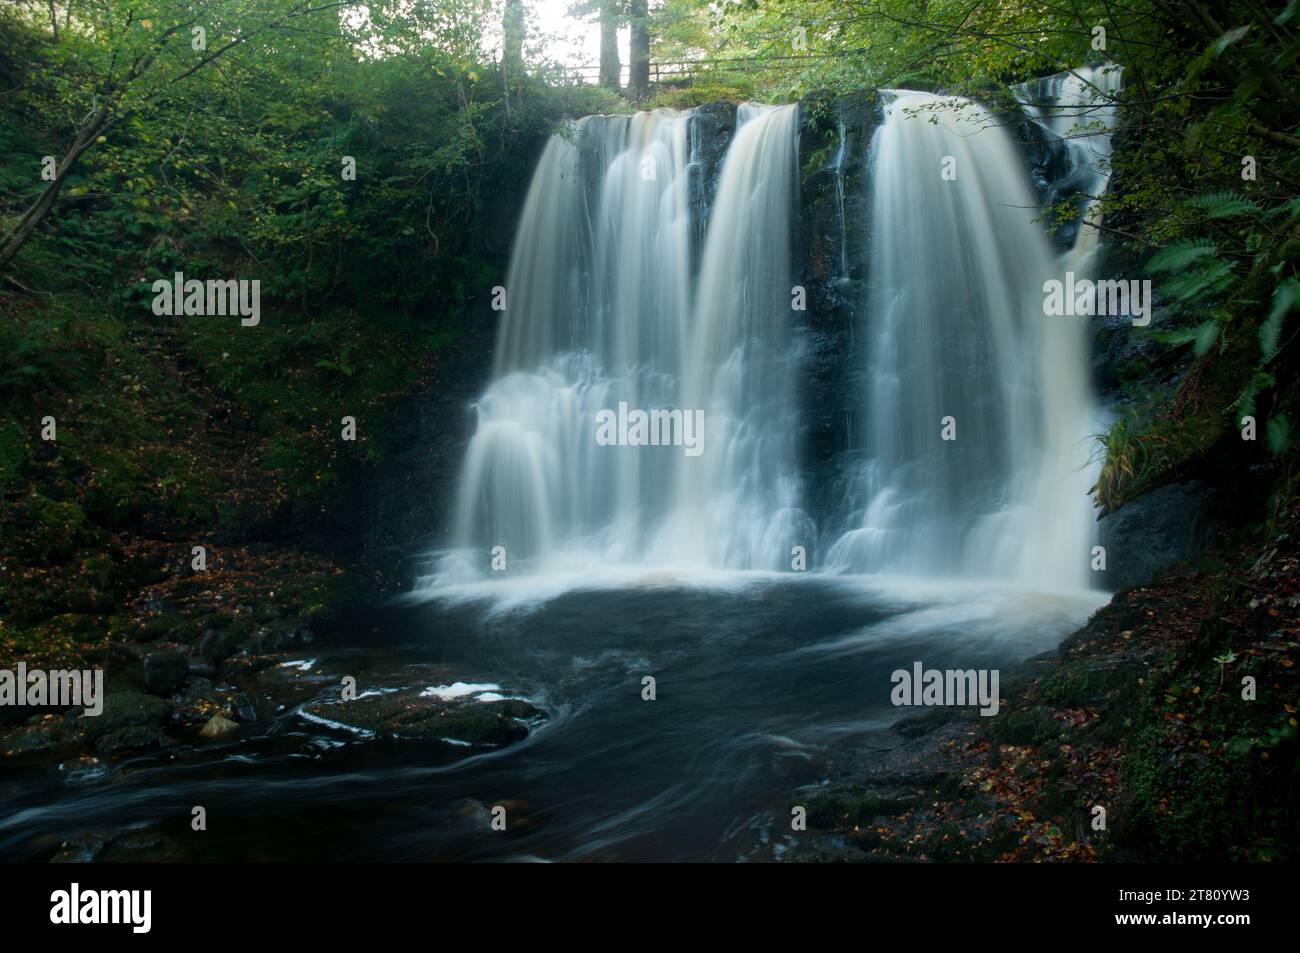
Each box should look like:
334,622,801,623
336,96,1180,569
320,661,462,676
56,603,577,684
987,706,1059,746
94,724,171,756
78,552,116,589
0,715,88,757
804,788,910,829
79,690,171,740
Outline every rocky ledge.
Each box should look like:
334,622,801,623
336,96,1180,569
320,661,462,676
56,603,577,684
1,648,547,765
301,687,546,747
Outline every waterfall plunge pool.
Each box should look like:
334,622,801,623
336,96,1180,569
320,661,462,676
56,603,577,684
0,574,1105,862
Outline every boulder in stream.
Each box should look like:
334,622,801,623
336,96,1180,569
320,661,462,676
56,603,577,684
302,686,545,748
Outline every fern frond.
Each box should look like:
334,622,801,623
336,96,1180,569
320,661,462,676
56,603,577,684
1186,190,1262,219
1146,239,1218,274
1260,277,1299,359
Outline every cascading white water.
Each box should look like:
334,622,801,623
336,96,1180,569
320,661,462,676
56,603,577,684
437,72,1119,593
448,104,805,576
827,74,1119,591
1016,63,1125,270
655,103,807,569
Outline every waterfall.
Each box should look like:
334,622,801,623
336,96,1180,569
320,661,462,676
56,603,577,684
448,104,804,576
1015,63,1125,268
827,78,1117,591
452,110,693,568
436,72,1118,594
830,118,851,283
655,103,806,569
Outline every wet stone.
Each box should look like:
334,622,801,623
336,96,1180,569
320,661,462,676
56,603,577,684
302,687,546,748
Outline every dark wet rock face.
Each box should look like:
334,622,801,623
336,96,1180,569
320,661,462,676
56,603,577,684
1090,304,1186,405
1014,110,1088,252
109,642,189,695
796,91,879,558
1098,481,1222,591
303,688,546,748
231,690,280,723
689,101,737,258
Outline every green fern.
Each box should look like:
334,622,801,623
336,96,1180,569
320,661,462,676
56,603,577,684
1186,190,1263,219
1260,277,1298,359
1264,196,1300,221
1233,369,1275,417
1146,239,1218,274
1162,260,1237,302
1156,319,1220,355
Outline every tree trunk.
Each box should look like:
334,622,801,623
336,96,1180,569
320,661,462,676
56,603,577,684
502,0,525,78
0,107,108,271
0,1,325,271
629,0,649,99
599,0,620,90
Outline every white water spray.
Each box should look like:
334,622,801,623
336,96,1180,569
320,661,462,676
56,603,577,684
435,72,1119,596
448,105,805,576
828,73,1120,591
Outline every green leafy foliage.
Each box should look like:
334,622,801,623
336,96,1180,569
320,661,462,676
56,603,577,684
1145,239,1219,274
1262,278,1299,359
0,0,599,669
1185,191,1263,220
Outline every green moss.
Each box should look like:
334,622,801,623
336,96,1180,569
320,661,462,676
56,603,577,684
16,493,92,563
0,617,106,670
800,142,835,184
805,788,909,829
0,419,29,494
1116,630,1299,861
987,706,1058,746
81,449,148,525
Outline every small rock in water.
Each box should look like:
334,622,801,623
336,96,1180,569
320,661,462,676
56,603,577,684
230,690,278,722
200,715,239,739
